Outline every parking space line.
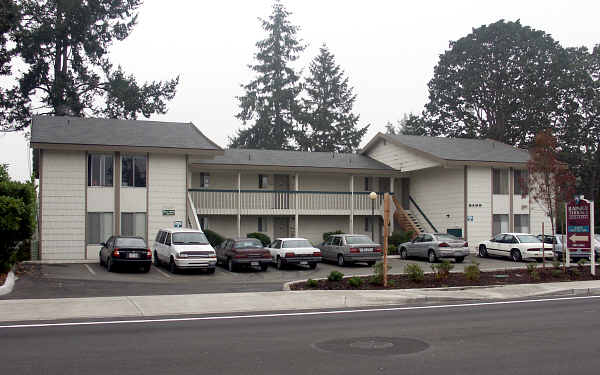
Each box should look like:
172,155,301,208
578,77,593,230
83,264,96,276
154,267,171,279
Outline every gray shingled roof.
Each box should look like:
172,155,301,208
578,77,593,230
385,134,530,163
31,115,223,151
197,149,395,170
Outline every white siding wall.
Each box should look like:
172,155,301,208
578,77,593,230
299,174,349,191
492,195,510,214
467,167,493,251
120,188,147,212
410,167,464,235
202,215,238,239
299,216,349,245
87,187,114,212
513,195,530,215
41,150,86,260
530,199,553,235
366,138,440,171
148,154,187,241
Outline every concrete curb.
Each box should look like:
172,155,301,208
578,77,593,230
0,271,15,297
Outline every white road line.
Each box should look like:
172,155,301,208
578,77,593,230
83,264,96,276
153,266,171,279
1,295,599,329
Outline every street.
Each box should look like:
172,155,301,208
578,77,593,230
2,296,600,374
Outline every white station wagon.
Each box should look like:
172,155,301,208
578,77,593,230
478,233,554,262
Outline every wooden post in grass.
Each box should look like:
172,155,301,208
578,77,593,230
383,193,390,287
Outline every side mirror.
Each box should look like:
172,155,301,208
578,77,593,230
100,242,106,247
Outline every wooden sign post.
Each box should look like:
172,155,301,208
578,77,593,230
383,193,390,287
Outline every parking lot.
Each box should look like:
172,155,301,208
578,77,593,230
4,255,536,300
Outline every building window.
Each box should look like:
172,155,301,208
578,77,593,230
121,213,147,239
492,169,509,195
122,155,147,187
198,216,208,231
364,177,372,191
364,216,373,232
258,174,268,189
514,214,530,233
87,154,113,187
258,217,267,232
87,212,113,244
200,172,210,188
492,214,509,236
514,170,528,196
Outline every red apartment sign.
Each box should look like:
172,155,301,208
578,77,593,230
566,199,591,249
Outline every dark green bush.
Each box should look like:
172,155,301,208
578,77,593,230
306,278,318,288
328,270,344,281
322,230,344,241
371,261,392,285
551,269,563,278
388,230,413,246
464,261,480,281
247,232,271,247
405,263,424,282
348,276,363,288
204,229,225,248
387,244,397,255
431,260,454,281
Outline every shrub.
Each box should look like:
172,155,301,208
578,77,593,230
527,263,539,280
577,258,588,269
348,276,363,288
371,261,392,285
322,230,344,241
328,270,344,282
552,258,561,270
204,229,225,248
405,263,424,282
306,278,318,288
389,231,413,246
247,232,271,247
388,244,397,255
431,260,454,281
464,261,481,282
551,269,563,278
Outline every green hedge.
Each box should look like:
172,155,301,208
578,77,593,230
247,232,271,247
388,230,413,247
204,229,225,248
322,229,344,241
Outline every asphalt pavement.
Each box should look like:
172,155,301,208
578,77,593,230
2,296,600,374
5,255,528,299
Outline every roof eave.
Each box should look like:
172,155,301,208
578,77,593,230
30,142,224,157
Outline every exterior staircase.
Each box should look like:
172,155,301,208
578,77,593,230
391,195,422,238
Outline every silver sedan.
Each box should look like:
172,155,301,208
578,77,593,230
316,234,382,266
399,233,469,263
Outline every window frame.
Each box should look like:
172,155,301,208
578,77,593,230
87,212,114,245
199,172,210,188
258,174,268,189
513,170,528,196
87,153,114,187
121,154,147,188
492,168,509,195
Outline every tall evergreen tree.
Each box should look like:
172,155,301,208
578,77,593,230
297,45,367,152
229,1,304,150
1,0,179,132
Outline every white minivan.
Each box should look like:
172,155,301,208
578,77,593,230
153,228,217,274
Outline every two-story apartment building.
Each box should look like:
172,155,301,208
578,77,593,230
31,116,551,261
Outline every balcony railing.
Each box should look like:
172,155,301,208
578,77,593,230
188,189,387,215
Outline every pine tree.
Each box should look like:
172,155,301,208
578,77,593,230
297,45,367,152
229,1,305,150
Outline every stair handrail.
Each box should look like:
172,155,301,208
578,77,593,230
391,195,421,237
408,195,439,233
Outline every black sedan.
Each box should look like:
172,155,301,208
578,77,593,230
99,236,152,272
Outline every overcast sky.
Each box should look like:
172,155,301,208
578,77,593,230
1,0,599,181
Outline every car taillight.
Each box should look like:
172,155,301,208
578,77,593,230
313,251,321,257
463,242,469,247
285,252,295,258
374,248,382,253
439,243,449,248
350,248,360,253
146,249,152,258
113,248,120,256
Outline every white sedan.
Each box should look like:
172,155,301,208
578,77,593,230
268,238,322,270
478,233,554,262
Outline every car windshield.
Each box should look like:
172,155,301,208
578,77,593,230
115,238,146,247
234,239,263,249
345,235,374,245
435,234,460,241
517,235,541,243
283,240,312,248
172,232,209,245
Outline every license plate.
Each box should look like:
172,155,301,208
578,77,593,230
127,253,140,259
361,248,372,252
300,261,308,265
251,262,259,266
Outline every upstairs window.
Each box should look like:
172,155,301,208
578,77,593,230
514,170,528,195
88,154,113,187
258,174,268,189
199,172,210,188
122,155,147,187
364,177,372,191
492,169,509,195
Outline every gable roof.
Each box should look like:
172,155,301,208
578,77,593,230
193,149,395,171
30,115,223,152
363,133,530,164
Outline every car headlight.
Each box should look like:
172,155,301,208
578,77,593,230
178,253,188,258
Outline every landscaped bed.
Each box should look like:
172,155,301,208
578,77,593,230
290,264,600,290
0,272,6,287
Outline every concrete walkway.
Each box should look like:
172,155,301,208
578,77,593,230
2,280,600,323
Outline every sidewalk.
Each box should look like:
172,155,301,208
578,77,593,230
2,280,600,323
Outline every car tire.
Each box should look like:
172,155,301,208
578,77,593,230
260,264,269,272
142,264,151,273
511,249,523,262
428,250,437,263
478,245,488,258
107,257,115,272
207,267,216,274
367,261,376,267
153,251,160,267
337,254,345,267
169,258,178,274
455,256,465,263
400,248,407,260
309,262,317,269
228,258,237,272
536,258,543,263
276,256,285,270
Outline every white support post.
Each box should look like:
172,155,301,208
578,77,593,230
390,177,395,233
295,173,299,237
237,172,241,238
349,175,354,234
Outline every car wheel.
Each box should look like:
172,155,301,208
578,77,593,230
309,262,317,269
400,248,407,260
153,251,160,267
511,249,523,262
142,264,151,273
107,257,114,272
207,267,216,274
367,261,376,267
478,245,488,258
536,258,543,263
276,256,285,270
455,256,465,263
169,258,178,274
428,250,437,263
228,258,237,272
337,254,345,267
260,264,269,272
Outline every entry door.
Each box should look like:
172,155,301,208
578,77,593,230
401,178,410,209
274,217,290,239
273,174,290,209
